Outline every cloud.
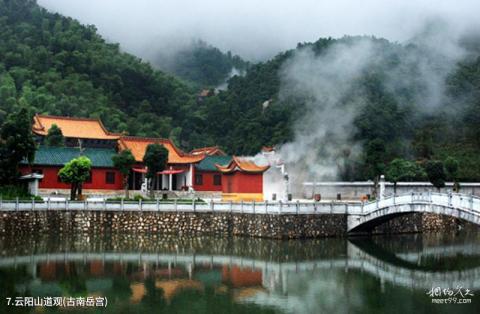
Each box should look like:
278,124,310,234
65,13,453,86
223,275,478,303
37,0,480,61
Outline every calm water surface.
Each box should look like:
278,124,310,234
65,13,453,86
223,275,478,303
0,231,479,313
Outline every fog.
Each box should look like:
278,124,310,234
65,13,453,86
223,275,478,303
37,0,480,61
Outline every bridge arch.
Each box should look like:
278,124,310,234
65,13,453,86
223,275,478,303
347,193,480,233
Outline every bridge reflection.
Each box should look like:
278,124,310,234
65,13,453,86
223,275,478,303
2,238,480,300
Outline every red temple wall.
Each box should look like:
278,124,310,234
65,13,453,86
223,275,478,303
222,172,263,194
193,170,223,191
20,166,123,190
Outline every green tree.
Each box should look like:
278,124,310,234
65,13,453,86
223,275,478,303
444,156,460,192
45,124,65,146
364,139,387,198
112,149,136,198
385,158,427,193
58,156,92,200
424,160,447,192
143,144,169,197
0,107,36,184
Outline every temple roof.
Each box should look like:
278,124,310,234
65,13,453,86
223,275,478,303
118,136,205,164
32,114,120,140
215,156,270,174
23,146,116,168
190,146,226,156
195,155,232,171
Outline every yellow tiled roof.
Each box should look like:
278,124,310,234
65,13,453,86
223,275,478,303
32,114,120,140
216,156,269,173
190,146,226,156
118,136,205,164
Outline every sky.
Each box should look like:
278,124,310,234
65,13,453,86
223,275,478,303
37,0,480,61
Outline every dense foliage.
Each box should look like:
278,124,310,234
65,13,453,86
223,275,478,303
0,107,36,184
58,155,92,200
143,144,168,196
1,0,480,181
112,149,136,198
44,123,64,146
154,40,249,87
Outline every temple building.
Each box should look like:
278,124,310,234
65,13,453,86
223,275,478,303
20,114,269,199
216,156,270,201
20,146,123,192
117,136,204,191
32,114,120,148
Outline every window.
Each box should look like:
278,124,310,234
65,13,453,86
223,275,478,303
195,174,203,185
213,174,221,186
85,171,92,184
105,171,115,184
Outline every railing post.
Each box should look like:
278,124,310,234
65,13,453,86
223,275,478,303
297,200,300,215
66,199,69,211
361,201,364,214
156,198,159,211
279,200,282,214
15,197,19,211
47,198,50,211
265,200,268,214
229,200,233,213
210,199,214,212
103,199,106,211
139,199,142,211
253,201,255,214
241,200,244,214
174,198,178,212
470,194,474,211
121,198,124,211
345,203,348,214
193,199,196,212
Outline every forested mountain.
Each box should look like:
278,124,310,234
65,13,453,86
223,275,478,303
153,40,249,87
1,0,480,181
0,0,198,140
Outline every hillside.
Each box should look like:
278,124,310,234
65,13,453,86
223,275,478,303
1,0,480,181
153,40,249,87
0,0,199,141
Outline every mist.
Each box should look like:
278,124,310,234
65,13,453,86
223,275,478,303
276,18,476,194
37,0,480,62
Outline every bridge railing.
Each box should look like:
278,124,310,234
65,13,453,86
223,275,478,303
362,192,480,216
0,198,364,215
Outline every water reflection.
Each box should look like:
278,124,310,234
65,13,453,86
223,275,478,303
0,232,479,313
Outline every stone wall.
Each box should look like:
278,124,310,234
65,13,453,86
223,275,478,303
0,211,347,239
371,213,460,234
0,211,472,239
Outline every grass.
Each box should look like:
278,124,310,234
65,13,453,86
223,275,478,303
0,185,43,201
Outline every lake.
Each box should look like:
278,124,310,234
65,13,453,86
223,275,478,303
0,231,479,313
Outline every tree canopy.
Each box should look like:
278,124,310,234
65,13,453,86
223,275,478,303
112,149,136,198
45,123,64,146
143,144,169,196
58,156,92,200
0,107,36,184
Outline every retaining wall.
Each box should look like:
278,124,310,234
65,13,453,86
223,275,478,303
0,211,465,239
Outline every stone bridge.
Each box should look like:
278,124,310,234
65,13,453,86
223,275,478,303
347,192,480,233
